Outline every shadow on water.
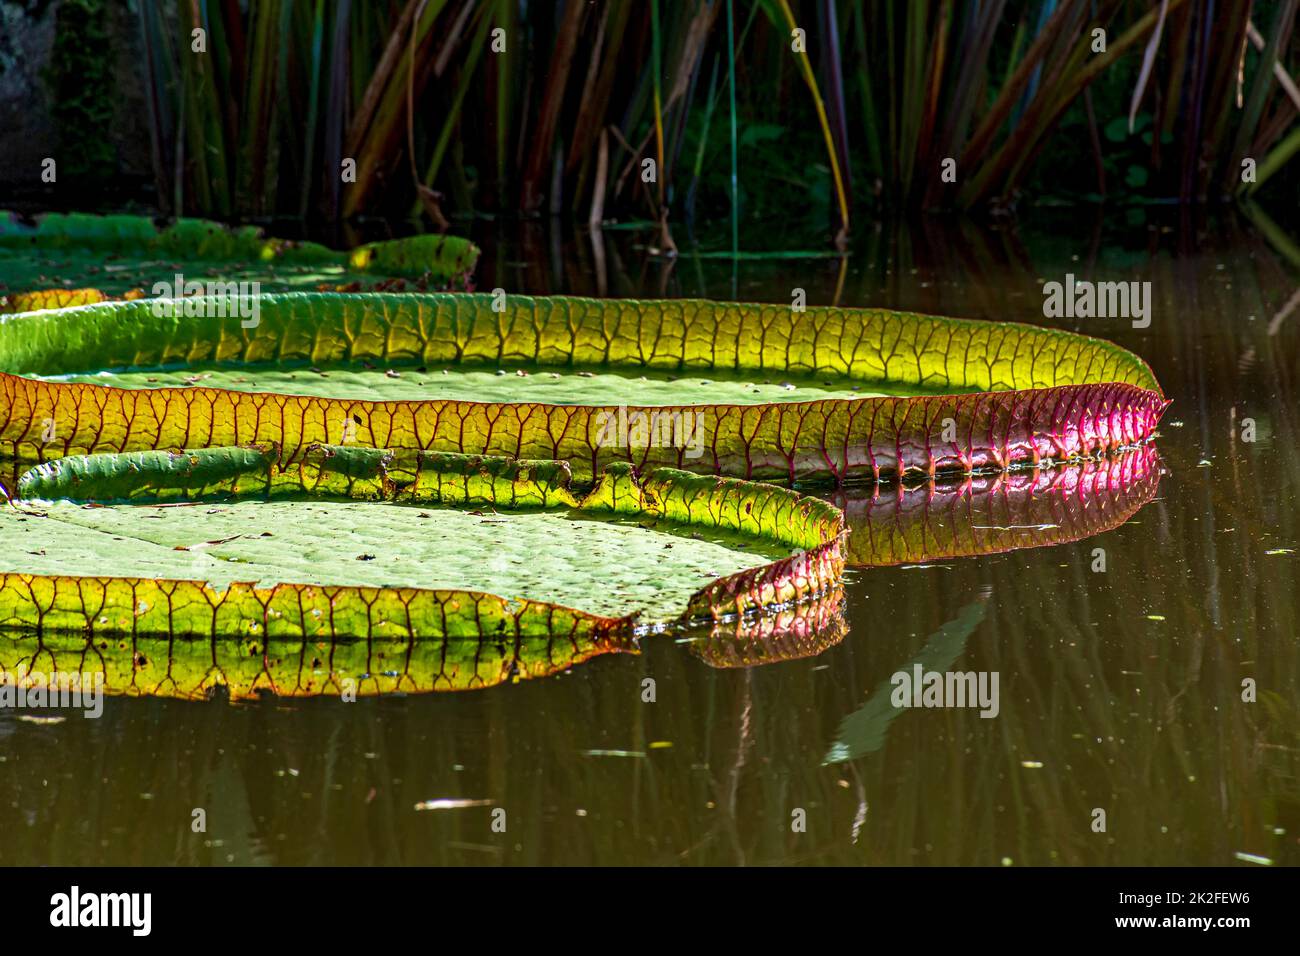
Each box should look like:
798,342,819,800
0,210,1297,866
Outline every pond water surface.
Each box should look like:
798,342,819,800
1,210,1297,866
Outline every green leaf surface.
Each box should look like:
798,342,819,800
1,499,783,622
33,363,925,405
0,213,480,301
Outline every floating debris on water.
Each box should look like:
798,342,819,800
414,798,494,811
580,749,647,759
1233,851,1272,866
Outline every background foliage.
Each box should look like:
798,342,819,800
28,0,1300,241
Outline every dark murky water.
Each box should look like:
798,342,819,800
1,210,1297,866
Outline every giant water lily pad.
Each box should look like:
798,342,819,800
6,446,841,623
0,212,479,305
0,448,846,694
0,224,1168,697
0,449,1161,697
0,290,1166,485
